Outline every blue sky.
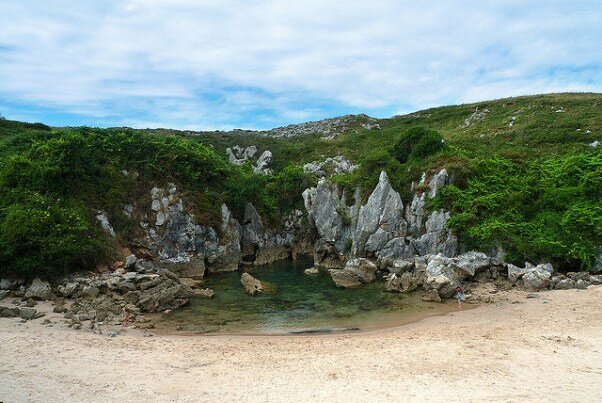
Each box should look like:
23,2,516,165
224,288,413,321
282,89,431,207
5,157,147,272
0,0,600,130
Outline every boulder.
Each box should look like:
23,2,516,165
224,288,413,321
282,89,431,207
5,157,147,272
0,290,9,300
509,262,554,291
521,264,553,291
241,273,263,295
0,278,20,291
303,180,347,245
313,239,347,269
18,307,38,320
0,306,19,317
401,272,420,292
25,278,54,300
454,251,491,277
80,285,100,299
424,254,461,298
387,259,414,274
384,274,402,293
124,254,138,271
427,169,449,199
328,269,362,288
421,290,442,302
95,211,116,237
137,280,193,312
405,193,427,238
328,258,378,288
303,156,358,178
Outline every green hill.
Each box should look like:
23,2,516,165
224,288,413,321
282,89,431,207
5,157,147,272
0,92,600,277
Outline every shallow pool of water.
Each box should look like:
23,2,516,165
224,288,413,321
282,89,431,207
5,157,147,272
159,258,457,334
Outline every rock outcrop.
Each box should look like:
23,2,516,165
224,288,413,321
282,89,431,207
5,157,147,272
303,156,358,178
226,146,273,174
353,171,406,256
303,169,458,271
264,114,380,139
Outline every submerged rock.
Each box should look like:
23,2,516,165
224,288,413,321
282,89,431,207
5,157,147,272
304,267,319,275
194,288,215,299
241,273,263,295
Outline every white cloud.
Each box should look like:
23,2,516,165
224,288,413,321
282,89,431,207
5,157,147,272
0,0,600,129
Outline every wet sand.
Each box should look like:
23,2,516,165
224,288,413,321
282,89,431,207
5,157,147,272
1,286,601,402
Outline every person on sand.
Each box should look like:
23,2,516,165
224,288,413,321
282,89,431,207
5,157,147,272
122,306,130,327
455,286,465,309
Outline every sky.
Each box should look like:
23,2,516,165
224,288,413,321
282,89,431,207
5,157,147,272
0,1,600,130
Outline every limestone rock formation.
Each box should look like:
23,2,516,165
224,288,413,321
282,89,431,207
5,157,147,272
226,146,273,174
353,171,406,256
303,156,358,178
253,150,273,175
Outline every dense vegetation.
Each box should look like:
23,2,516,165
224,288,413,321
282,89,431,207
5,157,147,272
0,93,600,277
0,121,311,278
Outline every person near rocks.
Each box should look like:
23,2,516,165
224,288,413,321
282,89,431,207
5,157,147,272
122,306,130,327
455,286,465,309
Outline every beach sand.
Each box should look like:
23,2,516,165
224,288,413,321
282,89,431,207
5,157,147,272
1,285,601,402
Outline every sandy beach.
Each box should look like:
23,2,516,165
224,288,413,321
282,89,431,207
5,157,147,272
1,286,601,403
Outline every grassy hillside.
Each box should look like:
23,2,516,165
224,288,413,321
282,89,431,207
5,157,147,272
0,93,600,277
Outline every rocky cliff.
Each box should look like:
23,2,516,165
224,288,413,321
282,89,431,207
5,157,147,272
303,168,458,270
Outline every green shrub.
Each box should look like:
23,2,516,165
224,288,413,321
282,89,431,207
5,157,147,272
0,191,107,278
392,126,444,164
439,153,602,270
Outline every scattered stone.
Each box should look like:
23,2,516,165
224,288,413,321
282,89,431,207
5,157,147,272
0,306,19,317
304,267,319,275
18,307,38,320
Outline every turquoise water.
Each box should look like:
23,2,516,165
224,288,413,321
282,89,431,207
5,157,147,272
161,258,452,334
